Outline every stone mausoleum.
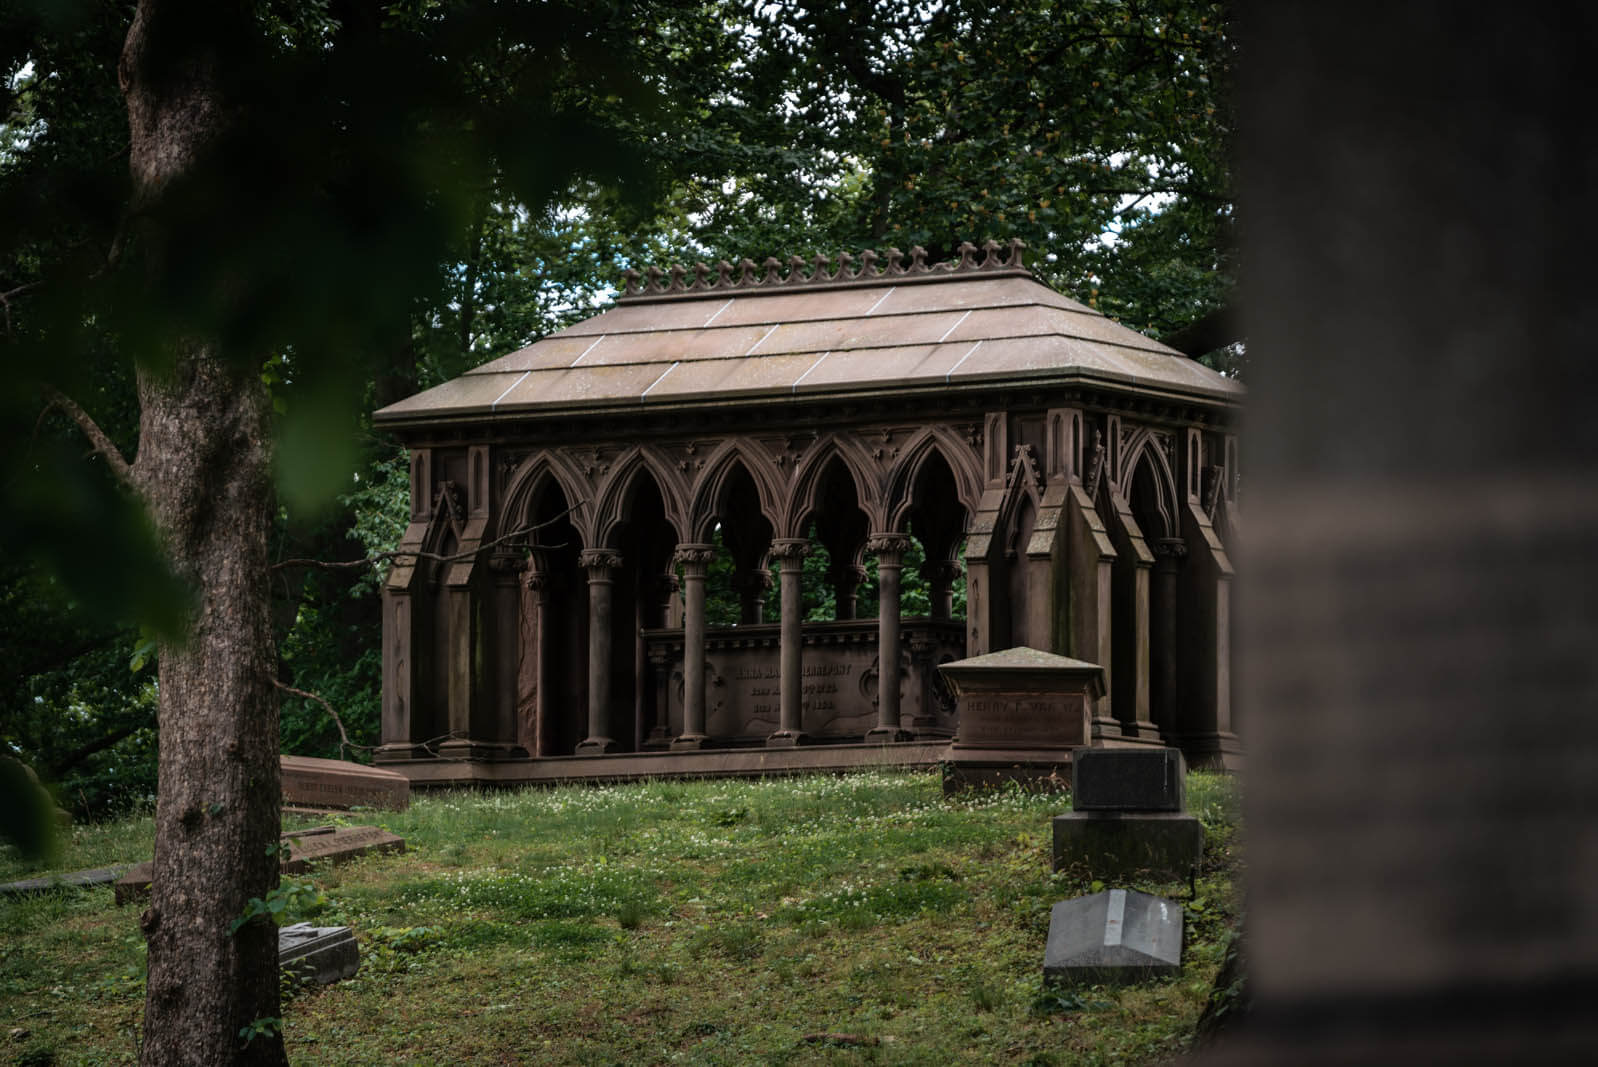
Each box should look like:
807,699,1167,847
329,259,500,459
373,240,1243,785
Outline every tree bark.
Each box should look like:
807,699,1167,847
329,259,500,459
120,3,288,1064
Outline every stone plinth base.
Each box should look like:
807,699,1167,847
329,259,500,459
1052,811,1203,882
940,747,1071,795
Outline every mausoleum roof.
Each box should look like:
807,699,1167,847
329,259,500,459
375,241,1241,427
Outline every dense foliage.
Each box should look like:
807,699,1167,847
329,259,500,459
2,0,1234,819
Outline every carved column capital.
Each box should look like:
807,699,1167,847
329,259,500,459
769,538,811,563
918,560,963,585
524,570,552,594
578,548,624,573
673,543,717,572
1153,537,1189,562
865,533,914,560
488,550,527,575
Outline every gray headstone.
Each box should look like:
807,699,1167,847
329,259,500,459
279,922,359,984
1072,748,1186,812
0,866,128,898
1044,888,1183,986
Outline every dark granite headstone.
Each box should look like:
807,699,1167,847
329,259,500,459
1072,748,1186,812
1044,888,1183,986
1052,810,1203,882
279,922,359,984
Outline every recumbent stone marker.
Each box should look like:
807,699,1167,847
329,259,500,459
1043,888,1184,986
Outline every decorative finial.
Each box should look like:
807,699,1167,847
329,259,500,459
618,238,1033,301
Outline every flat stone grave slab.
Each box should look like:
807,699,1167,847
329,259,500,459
280,922,360,984
0,866,129,899
1072,747,1187,812
281,755,409,811
1044,888,1183,986
114,825,405,905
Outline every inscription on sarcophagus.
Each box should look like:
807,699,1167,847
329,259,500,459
646,619,965,744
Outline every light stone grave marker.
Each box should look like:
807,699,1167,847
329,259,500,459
279,922,360,985
1043,888,1183,986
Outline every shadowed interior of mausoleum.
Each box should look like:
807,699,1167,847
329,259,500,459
372,241,1243,786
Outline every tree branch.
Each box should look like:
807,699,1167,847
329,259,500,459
48,724,142,780
271,677,366,759
270,503,580,573
37,384,136,491
1,280,42,338
270,674,474,763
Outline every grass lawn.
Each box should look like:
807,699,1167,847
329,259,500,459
1,770,1241,1065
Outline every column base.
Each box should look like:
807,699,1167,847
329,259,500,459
1174,731,1245,772
1089,715,1124,741
865,726,914,743
765,730,809,748
436,739,521,761
669,733,709,751
575,736,617,755
1122,719,1165,743
374,743,424,764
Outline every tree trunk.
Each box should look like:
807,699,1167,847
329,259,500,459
121,4,288,1064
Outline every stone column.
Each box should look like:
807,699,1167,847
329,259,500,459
1151,537,1187,739
645,572,678,747
866,533,914,741
672,543,715,749
732,567,773,624
576,548,622,754
768,538,810,746
829,563,868,620
907,631,941,734
520,569,551,757
920,559,963,620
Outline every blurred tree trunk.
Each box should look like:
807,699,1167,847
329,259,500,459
120,3,287,1064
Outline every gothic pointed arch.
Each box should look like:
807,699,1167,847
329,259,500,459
1116,429,1180,541
688,437,784,541
419,479,468,557
992,443,1045,547
496,449,595,547
883,425,984,532
591,445,690,548
785,432,882,536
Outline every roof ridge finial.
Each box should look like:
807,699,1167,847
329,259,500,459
618,238,1031,301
